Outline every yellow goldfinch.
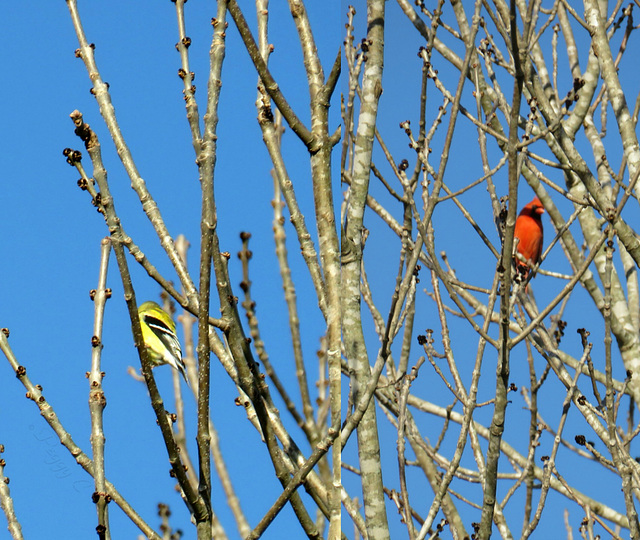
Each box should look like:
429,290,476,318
138,301,188,384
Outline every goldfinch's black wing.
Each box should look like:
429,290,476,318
143,313,182,360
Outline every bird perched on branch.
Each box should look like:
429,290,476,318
513,196,544,282
138,301,188,385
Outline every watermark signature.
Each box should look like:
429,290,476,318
29,424,92,493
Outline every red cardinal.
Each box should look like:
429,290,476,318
513,196,544,280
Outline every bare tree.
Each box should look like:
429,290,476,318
3,0,640,539
1,1,340,538
343,0,640,539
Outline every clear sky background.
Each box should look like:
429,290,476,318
1,1,637,539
